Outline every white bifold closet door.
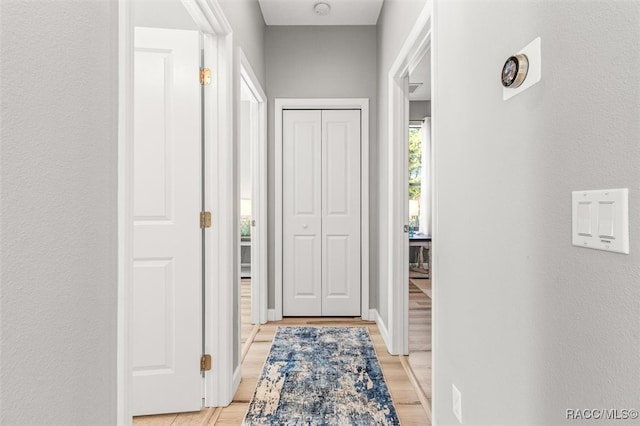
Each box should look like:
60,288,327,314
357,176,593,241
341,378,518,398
283,109,361,316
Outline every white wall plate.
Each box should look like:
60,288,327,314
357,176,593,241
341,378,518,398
503,37,541,101
572,188,629,254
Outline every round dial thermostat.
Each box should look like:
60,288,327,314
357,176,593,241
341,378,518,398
501,54,529,88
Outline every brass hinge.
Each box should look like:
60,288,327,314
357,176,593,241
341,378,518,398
199,68,211,85
200,211,212,229
200,354,212,371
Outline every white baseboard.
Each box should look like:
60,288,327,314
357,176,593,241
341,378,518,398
370,309,392,353
232,364,241,395
268,309,277,322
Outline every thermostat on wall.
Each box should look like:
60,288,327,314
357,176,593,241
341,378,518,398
501,54,529,88
502,37,541,101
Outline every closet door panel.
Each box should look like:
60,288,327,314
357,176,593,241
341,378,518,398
283,110,322,316
321,110,361,316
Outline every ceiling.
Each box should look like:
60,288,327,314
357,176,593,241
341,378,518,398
258,0,384,26
409,51,431,101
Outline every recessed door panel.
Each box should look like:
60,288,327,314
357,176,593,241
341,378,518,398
292,235,319,296
132,259,174,372
293,123,319,215
133,50,173,221
325,123,349,215
325,235,349,297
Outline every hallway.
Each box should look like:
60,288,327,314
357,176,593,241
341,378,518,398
134,317,430,425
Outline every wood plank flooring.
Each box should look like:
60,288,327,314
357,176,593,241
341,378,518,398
134,279,431,425
408,278,432,401
241,278,252,344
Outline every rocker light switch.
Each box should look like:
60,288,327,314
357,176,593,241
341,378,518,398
577,202,592,236
572,189,629,254
597,202,615,238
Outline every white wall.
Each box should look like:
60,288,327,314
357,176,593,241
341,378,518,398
0,1,118,424
265,25,377,310
376,0,429,326
240,101,252,199
433,1,640,424
134,1,198,30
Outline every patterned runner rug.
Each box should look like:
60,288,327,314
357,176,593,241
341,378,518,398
243,327,400,425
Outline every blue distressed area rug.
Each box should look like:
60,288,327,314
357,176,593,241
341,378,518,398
243,327,400,425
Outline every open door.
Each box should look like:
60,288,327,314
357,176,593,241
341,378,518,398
132,27,203,416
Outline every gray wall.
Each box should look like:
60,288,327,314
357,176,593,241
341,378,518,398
376,0,429,325
410,100,431,120
265,26,377,310
433,1,640,424
220,0,266,87
0,1,118,424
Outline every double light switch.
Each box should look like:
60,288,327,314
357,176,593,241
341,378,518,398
572,188,629,254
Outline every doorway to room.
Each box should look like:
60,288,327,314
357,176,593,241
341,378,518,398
407,50,432,403
386,2,433,421
236,50,268,358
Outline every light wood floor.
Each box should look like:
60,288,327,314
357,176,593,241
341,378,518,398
134,281,431,425
241,278,252,344
408,278,432,400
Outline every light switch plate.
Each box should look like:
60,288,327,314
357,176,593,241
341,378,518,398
572,189,629,254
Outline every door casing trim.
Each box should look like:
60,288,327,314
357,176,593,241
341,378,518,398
274,98,370,321
235,48,268,324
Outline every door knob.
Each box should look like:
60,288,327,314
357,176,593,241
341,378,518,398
303,224,308,229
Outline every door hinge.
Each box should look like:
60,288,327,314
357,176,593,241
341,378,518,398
200,354,212,371
200,211,212,229
404,225,410,233
199,68,211,85
251,219,256,227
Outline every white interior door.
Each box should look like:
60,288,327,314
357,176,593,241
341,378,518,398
321,110,361,316
132,27,202,416
283,110,323,316
283,110,361,316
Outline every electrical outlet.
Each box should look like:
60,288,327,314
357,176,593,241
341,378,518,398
452,384,462,423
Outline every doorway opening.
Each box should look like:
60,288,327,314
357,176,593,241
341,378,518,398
236,49,268,365
407,50,432,405
118,0,235,422
386,0,433,421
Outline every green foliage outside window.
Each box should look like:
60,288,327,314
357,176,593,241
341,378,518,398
409,127,422,200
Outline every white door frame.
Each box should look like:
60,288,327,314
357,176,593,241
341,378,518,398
117,0,235,423
235,47,268,325
274,98,370,321
386,2,432,356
